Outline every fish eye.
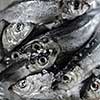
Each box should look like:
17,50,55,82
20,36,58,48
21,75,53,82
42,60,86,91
91,81,99,91
38,56,48,66
11,52,20,60
63,75,69,80
15,23,24,32
63,74,72,83
74,0,80,10
18,80,27,89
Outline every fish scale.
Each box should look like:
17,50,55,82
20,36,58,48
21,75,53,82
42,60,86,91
0,0,60,23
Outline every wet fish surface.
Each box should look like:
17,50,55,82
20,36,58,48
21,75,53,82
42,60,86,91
0,0,100,100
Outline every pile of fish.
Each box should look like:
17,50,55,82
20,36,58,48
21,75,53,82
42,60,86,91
0,0,100,100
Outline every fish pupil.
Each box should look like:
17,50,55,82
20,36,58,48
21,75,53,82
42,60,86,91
74,0,80,10
63,75,69,80
16,23,24,32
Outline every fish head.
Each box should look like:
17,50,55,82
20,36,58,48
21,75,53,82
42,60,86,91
84,77,100,99
62,0,93,19
10,72,54,98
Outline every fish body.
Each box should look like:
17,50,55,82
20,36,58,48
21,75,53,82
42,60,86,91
1,7,100,82
0,0,93,24
0,0,60,24
0,1,100,100
10,30,100,99
12,72,57,99
2,22,34,51
58,24,100,94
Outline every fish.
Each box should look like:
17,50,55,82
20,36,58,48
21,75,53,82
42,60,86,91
62,0,92,19
0,0,97,53
1,6,100,82
10,70,82,100
56,13,100,95
0,0,61,24
86,77,100,99
80,66,100,100
0,0,93,24
9,27,100,99
2,22,34,51
10,71,56,99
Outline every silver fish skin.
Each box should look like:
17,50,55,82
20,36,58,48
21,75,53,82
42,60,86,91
2,22,34,51
0,0,99,53
87,78,100,99
10,36,100,99
57,32,100,94
81,68,100,100
0,33,61,82
62,0,93,19
1,7,100,83
54,9,100,53
11,71,57,99
0,0,94,24
8,27,100,100
1,0,97,51
56,40,100,99
11,71,81,100
0,0,60,24
55,10,100,94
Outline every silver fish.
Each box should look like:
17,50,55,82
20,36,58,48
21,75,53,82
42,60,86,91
2,22,34,51
0,33,61,82
80,66,100,100
56,11,100,93
58,65,84,91
80,71,100,100
10,38,100,99
0,0,60,24
0,0,93,24
62,0,92,19
1,6,100,83
11,70,80,100
11,71,56,99
58,35,100,95
87,78,100,99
